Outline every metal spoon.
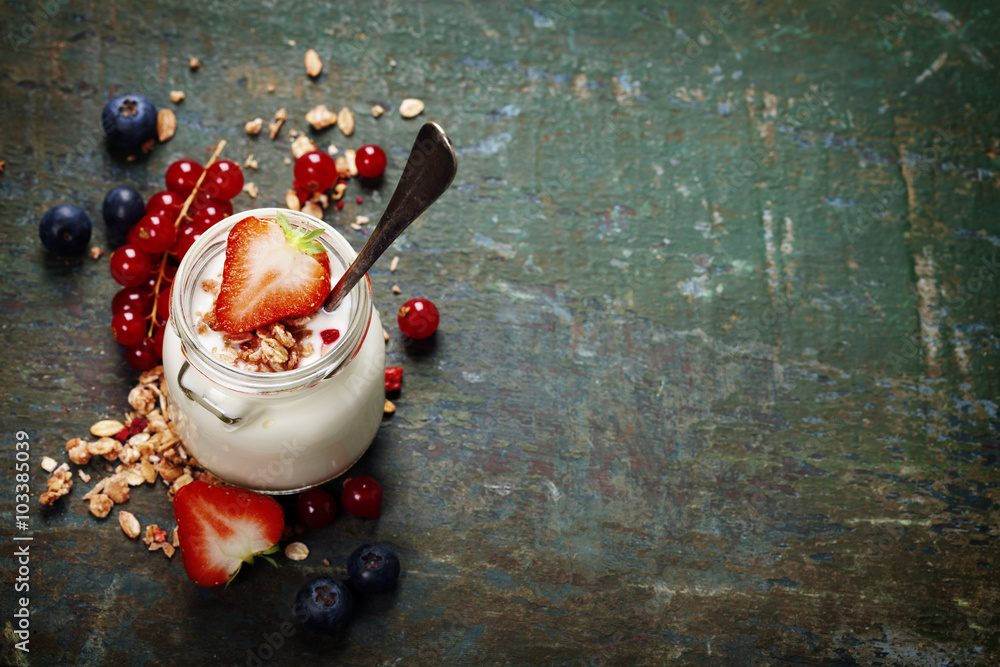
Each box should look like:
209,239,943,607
322,122,457,313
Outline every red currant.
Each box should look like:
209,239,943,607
156,284,171,322
204,160,244,200
152,325,165,357
109,245,152,288
397,298,439,339
145,190,184,222
124,337,160,370
191,203,229,230
171,222,202,261
134,214,176,254
295,488,337,530
293,151,337,194
341,475,382,519
165,158,204,196
111,310,147,346
111,287,154,316
356,144,387,179
189,195,233,218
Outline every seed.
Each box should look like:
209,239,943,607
157,109,177,142
91,420,126,437
337,107,354,137
304,49,322,77
118,510,141,539
399,98,425,118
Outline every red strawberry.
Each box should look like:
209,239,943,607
173,480,285,587
215,213,332,333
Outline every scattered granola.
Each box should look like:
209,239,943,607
291,134,317,159
245,118,264,136
269,108,287,140
344,149,358,177
285,542,309,561
306,104,337,130
391,284,402,294
399,98,425,119
89,494,113,518
157,108,177,142
371,104,385,118
119,511,141,539
40,465,73,505
337,107,355,137
91,419,125,437
285,189,302,212
242,182,259,199
304,49,323,78
334,156,350,179
41,456,58,473
90,246,104,260
170,90,186,103
189,56,200,71
244,154,258,169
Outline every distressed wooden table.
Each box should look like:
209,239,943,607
2,1,998,664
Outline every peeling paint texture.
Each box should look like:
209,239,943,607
1,1,998,664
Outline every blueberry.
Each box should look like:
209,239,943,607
101,93,158,150
102,186,145,235
39,204,92,257
347,543,400,595
294,577,353,634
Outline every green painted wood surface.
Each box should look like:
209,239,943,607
1,1,998,664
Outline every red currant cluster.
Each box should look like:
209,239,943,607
109,152,244,371
291,144,386,209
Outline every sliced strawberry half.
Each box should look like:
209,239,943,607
173,480,285,587
215,213,332,333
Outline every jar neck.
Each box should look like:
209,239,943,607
170,208,373,395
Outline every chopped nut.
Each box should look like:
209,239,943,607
157,108,177,142
90,246,104,260
245,118,264,136
119,511,141,539
244,154,258,169
285,189,302,212
334,156,350,179
391,284,402,294
189,56,200,71
337,107,354,136
40,468,73,505
344,148,358,176
399,98,425,118
302,201,324,220
371,104,385,118
309,192,329,208
161,542,176,558
355,215,370,226
390,255,399,273
269,108,287,139
305,104,337,130
291,134,317,159
304,49,322,77
327,143,339,156
91,420,125,437
82,477,108,500
89,494,114,518
285,542,309,561
41,456,58,473
332,182,347,200
170,90,185,103
384,399,396,414
266,83,276,93
383,328,390,341
87,437,119,457
77,469,91,483
242,182,259,199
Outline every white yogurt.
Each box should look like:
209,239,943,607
162,209,386,494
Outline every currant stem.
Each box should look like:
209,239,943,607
147,140,228,338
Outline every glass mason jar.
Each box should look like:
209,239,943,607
162,208,385,494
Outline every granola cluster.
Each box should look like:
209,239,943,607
39,366,223,558
198,278,317,373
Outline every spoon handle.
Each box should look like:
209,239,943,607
322,122,458,312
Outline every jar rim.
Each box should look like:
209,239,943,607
169,207,373,394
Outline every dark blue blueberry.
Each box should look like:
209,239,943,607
39,204,92,257
294,577,353,634
102,186,145,235
347,543,400,595
101,93,158,150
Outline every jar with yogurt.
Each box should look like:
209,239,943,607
162,208,385,493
